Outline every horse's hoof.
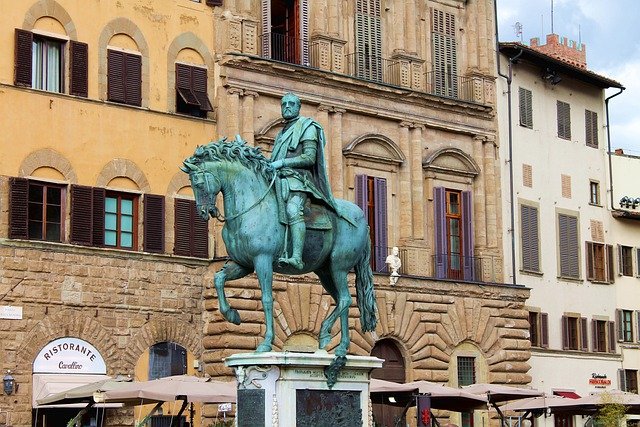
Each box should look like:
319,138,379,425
318,334,331,349
256,342,272,353
226,309,241,325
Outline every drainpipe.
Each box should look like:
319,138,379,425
495,1,523,286
605,87,625,211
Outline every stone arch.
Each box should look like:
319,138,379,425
18,148,78,183
22,0,77,40
95,158,150,192
255,118,285,153
343,134,406,165
123,316,203,369
166,32,215,112
16,308,120,374
422,147,480,178
167,171,191,196
98,18,150,106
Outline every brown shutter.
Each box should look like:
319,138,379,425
616,309,623,341
143,194,165,253
191,66,213,111
71,185,93,245
70,41,88,97
9,177,29,239
521,204,540,272
581,317,588,351
124,53,142,106
619,369,628,392
192,208,210,258
592,320,598,352
609,321,616,353
586,242,595,280
14,29,33,87
107,50,126,103
519,87,533,128
559,214,579,278
174,199,192,256
176,63,199,106
607,244,615,283
637,311,640,343
92,188,105,247
561,316,569,350
540,312,549,348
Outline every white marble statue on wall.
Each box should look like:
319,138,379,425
385,246,401,285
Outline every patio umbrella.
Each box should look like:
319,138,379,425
566,391,640,415
99,375,237,405
499,395,581,413
462,383,544,426
37,375,132,406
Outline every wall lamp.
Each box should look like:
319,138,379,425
542,68,562,85
3,370,15,395
620,196,640,209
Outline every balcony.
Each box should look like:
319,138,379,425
344,53,401,85
424,71,489,104
259,32,310,66
373,246,499,284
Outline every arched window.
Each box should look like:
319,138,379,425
148,341,187,380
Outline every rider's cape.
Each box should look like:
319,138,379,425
271,116,356,226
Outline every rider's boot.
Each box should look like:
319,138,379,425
280,221,305,270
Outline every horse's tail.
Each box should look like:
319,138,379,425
355,236,377,332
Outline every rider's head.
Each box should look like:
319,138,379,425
281,92,301,120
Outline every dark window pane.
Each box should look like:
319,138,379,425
47,224,60,241
29,184,43,202
47,186,61,204
46,205,61,222
29,221,43,239
29,203,43,221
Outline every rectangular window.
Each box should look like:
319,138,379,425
174,198,209,258
558,213,579,279
354,0,382,82
431,8,458,98
175,63,213,118
434,187,474,281
32,35,64,93
520,204,540,273
619,245,633,277
261,0,309,66
554,414,574,427
561,315,583,351
519,87,533,128
107,49,142,106
458,356,475,427
355,175,388,272
592,319,609,352
589,181,600,205
618,309,634,343
585,109,598,148
586,242,614,283
148,342,187,380
529,311,549,348
104,192,138,249
9,178,64,242
619,369,639,393
557,100,572,140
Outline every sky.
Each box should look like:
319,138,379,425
497,0,640,155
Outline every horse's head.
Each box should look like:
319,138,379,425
180,160,221,221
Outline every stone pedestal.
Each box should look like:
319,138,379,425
225,351,383,427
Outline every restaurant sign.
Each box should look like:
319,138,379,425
33,338,106,374
589,373,611,388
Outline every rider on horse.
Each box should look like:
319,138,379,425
270,93,345,270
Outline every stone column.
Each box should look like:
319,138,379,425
241,91,258,145
394,3,406,52
398,122,412,240
473,135,487,248
477,0,489,73
329,108,345,198
313,0,328,34
483,137,498,248
222,88,243,139
316,105,331,177
328,0,339,37
410,125,424,239
466,0,479,71
405,0,417,54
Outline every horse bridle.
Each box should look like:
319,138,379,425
192,167,277,223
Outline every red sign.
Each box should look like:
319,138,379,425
589,378,611,386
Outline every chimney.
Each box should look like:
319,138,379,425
615,148,625,155
529,33,587,69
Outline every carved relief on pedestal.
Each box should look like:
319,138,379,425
242,19,257,55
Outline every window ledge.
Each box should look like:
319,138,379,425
557,276,583,283
587,280,614,285
588,203,602,207
520,269,543,277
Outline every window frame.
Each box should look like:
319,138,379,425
32,34,65,93
355,174,388,273
619,245,633,277
175,62,213,118
519,87,533,128
148,341,187,380
107,48,142,106
529,311,549,348
585,109,599,148
520,203,541,273
173,197,209,258
589,180,600,206
557,212,580,280
9,177,66,242
104,191,139,250
592,319,609,352
586,242,614,283
561,315,586,351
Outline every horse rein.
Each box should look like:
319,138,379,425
197,168,277,223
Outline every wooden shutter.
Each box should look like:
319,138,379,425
637,311,640,343
143,194,165,253
519,87,533,128
92,188,105,247
557,101,571,139
609,321,616,353
176,63,199,106
192,205,210,258
540,313,549,348
299,0,309,65
462,191,474,281
70,185,93,245
70,40,88,97
616,309,624,341
585,110,598,148
9,177,29,239
585,242,595,280
592,320,598,352
581,317,588,351
124,53,142,106
619,369,628,392
14,29,33,87
373,177,388,272
521,204,540,272
434,187,447,279
606,244,615,283
107,50,126,103
261,0,271,58
355,174,368,221
559,214,579,278
561,316,569,350
174,198,192,256
355,0,382,81
191,66,213,111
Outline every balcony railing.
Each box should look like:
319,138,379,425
372,246,499,284
344,53,400,85
425,71,481,103
259,32,310,66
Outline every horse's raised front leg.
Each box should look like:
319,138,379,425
214,261,253,325
254,255,274,353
